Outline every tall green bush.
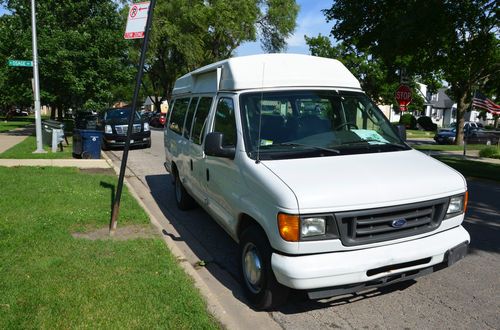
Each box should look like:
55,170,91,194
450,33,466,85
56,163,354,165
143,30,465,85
400,113,417,130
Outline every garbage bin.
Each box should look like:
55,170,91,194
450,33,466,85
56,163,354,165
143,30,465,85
72,129,103,159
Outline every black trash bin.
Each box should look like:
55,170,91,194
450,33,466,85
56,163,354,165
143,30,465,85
73,129,103,159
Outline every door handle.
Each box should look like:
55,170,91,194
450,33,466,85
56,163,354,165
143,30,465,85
206,169,210,182
190,159,193,171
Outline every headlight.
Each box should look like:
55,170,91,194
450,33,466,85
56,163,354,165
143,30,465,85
278,213,338,242
144,122,150,131
446,192,468,217
105,125,112,134
301,217,326,238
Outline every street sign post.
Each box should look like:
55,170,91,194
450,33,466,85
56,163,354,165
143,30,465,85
8,60,33,67
110,0,155,235
395,84,412,111
124,1,150,39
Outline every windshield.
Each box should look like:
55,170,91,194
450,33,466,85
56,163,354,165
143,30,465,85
239,90,409,160
104,108,141,120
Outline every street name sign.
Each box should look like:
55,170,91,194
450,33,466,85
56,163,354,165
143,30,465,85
8,60,33,67
124,2,150,39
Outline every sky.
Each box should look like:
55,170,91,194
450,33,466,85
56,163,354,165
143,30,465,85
236,0,334,56
0,0,334,54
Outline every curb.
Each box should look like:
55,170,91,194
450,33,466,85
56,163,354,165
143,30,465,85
101,151,280,330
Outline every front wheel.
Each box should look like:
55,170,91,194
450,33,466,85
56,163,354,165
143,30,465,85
240,226,289,310
174,171,195,210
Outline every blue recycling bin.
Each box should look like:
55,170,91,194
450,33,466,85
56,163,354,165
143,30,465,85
73,129,103,159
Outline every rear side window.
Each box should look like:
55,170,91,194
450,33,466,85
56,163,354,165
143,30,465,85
213,98,237,147
191,97,213,145
183,97,198,138
169,98,190,135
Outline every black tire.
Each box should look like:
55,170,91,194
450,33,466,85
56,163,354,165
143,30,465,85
101,141,109,151
240,226,289,310
174,171,195,210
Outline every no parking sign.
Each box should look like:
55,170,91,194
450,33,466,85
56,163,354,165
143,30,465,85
124,2,150,39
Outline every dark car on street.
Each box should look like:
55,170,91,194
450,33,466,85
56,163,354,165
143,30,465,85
434,127,499,145
148,112,166,128
98,108,151,150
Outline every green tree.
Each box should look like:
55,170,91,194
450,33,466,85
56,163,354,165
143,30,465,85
305,34,424,113
323,0,499,144
0,0,133,118
142,0,299,102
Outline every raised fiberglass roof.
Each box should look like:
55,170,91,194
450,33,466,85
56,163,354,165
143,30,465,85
172,53,361,95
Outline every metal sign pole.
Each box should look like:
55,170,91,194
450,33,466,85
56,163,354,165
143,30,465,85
110,0,156,235
31,0,45,153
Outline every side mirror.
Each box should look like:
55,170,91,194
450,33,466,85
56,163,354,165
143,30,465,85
204,132,236,159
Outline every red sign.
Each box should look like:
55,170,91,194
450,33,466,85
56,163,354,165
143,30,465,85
395,85,412,111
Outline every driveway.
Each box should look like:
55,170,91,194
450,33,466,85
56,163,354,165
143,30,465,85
107,129,500,329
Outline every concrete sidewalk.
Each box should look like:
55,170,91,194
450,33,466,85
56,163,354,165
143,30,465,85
0,124,111,168
0,125,34,153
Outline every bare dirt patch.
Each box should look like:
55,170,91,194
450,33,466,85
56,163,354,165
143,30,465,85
72,224,159,241
79,168,116,175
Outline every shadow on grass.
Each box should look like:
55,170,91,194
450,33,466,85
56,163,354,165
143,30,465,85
99,181,116,219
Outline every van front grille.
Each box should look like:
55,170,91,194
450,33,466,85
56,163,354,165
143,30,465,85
334,198,449,246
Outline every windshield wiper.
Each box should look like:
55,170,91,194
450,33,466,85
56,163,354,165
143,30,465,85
278,142,340,154
341,139,408,149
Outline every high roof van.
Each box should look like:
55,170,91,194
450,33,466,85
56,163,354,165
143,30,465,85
163,54,470,310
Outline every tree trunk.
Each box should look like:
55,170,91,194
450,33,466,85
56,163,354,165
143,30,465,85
57,106,63,121
50,106,56,120
455,92,468,145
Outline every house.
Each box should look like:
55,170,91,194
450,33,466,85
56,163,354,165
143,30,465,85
423,87,456,128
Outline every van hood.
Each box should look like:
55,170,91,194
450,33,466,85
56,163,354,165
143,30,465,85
261,149,466,212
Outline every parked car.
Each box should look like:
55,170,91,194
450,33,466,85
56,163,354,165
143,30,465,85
434,127,499,145
164,54,470,310
149,112,166,128
98,108,151,150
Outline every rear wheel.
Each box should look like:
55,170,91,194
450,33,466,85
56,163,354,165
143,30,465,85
174,171,195,210
240,226,289,310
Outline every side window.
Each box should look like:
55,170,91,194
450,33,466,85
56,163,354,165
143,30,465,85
183,97,198,138
191,97,212,145
168,98,190,135
213,98,237,147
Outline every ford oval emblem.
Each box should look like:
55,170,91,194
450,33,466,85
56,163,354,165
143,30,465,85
391,218,407,228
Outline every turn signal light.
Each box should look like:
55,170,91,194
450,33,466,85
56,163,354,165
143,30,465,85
464,191,468,213
278,213,299,242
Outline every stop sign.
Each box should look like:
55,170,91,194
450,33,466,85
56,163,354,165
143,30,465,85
395,85,412,111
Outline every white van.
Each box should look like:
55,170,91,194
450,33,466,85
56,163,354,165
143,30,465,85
164,54,470,310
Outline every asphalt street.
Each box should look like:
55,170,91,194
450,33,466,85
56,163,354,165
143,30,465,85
108,129,500,329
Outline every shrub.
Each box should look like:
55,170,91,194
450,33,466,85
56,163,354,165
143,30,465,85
400,113,417,130
417,116,438,131
479,146,500,158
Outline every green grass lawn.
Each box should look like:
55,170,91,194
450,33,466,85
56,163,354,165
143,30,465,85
413,144,488,151
406,130,436,138
434,156,500,182
0,167,219,329
0,117,35,133
0,136,74,159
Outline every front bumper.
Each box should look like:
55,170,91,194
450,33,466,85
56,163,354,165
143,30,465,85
271,226,469,292
103,133,150,148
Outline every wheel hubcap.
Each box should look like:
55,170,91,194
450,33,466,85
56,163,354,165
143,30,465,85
243,243,263,293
